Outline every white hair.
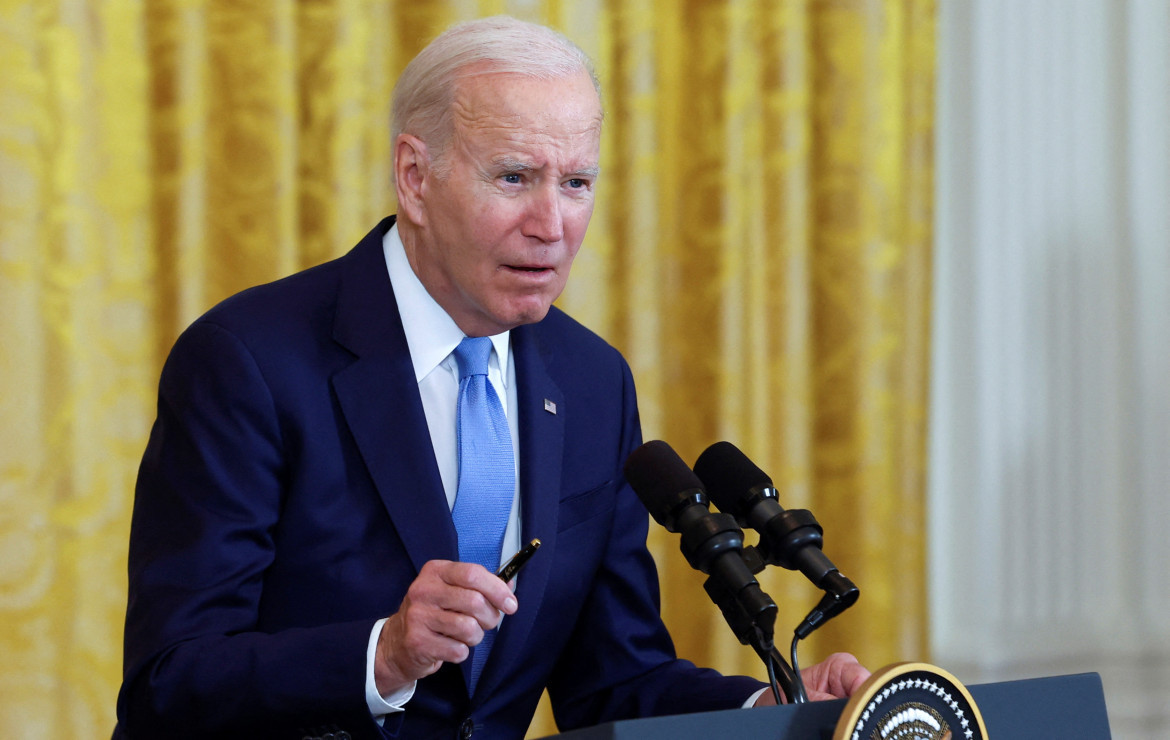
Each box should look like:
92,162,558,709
391,16,601,177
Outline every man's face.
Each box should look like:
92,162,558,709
401,69,603,337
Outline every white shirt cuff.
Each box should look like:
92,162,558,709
366,618,416,721
744,686,770,708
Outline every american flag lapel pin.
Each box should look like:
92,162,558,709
543,398,557,415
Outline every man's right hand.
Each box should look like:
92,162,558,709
374,560,518,695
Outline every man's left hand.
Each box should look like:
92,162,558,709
753,652,870,705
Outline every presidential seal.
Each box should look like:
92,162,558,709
833,663,988,740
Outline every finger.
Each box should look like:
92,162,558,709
825,653,869,697
411,569,511,631
412,601,488,648
390,600,477,661
417,582,503,631
437,561,519,615
804,653,870,699
375,610,462,694
380,599,493,678
843,662,871,695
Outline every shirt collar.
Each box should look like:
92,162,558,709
383,222,511,385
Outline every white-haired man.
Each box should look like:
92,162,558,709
117,16,867,740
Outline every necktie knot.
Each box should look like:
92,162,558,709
454,336,492,380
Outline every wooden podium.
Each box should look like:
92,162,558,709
536,671,1111,739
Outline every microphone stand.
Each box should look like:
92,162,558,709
762,644,803,705
702,547,801,705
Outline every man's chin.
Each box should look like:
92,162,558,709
459,301,555,336
505,304,553,329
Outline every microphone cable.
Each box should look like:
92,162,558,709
788,634,809,704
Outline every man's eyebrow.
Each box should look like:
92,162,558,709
491,156,535,172
489,157,599,179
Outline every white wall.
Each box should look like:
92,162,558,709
930,1,1170,738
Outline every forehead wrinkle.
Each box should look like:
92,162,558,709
450,74,602,134
461,123,600,174
454,112,600,147
451,94,525,131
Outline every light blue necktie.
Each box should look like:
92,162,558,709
450,336,514,691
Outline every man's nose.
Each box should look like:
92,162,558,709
523,186,564,243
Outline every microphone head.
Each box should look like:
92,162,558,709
624,440,707,530
693,441,774,516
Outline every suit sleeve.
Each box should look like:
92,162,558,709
117,320,384,739
545,358,765,729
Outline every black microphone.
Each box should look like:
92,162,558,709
693,441,859,638
624,440,777,649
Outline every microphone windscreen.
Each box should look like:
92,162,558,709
623,440,705,524
693,441,773,514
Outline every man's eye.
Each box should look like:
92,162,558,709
567,178,587,189
502,173,522,184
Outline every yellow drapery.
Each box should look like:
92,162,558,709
0,1,933,736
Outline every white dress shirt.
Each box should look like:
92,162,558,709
364,223,522,719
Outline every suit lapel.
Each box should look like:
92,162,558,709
330,218,458,575
475,322,564,696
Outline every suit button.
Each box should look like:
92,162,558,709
459,717,475,739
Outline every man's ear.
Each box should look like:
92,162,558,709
394,133,429,225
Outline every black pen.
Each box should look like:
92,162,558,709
496,538,541,583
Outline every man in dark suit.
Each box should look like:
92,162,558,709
116,16,866,740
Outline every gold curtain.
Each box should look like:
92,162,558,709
0,1,934,737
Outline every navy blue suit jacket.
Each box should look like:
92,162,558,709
116,217,762,739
